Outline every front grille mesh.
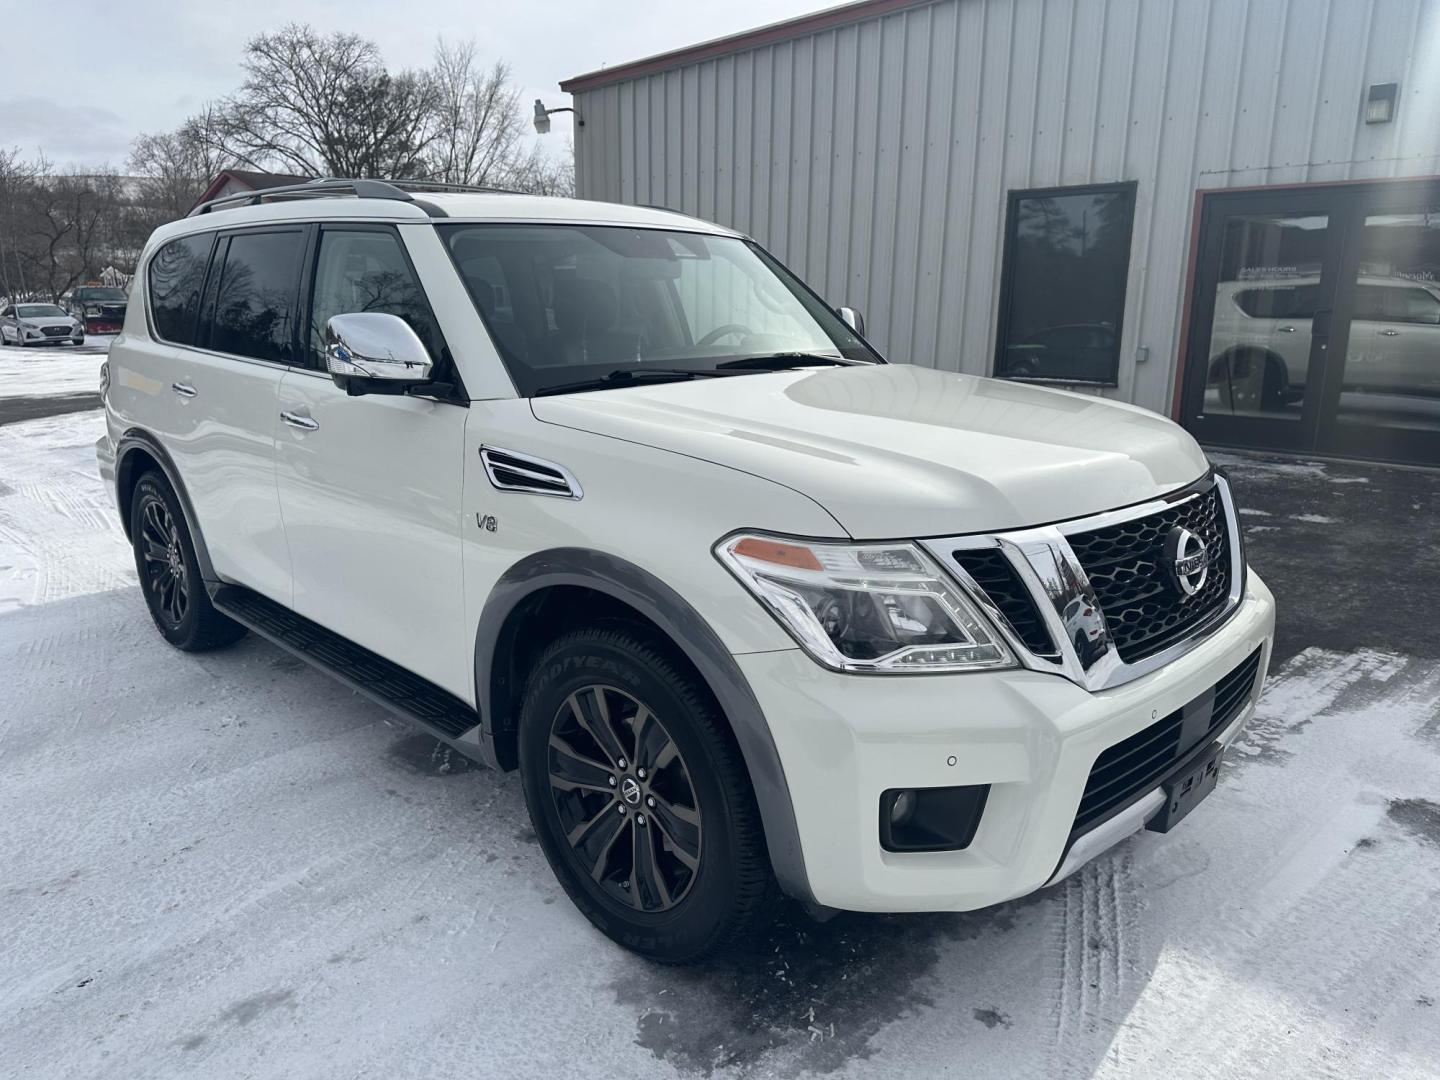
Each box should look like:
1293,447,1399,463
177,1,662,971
1067,487,1232,663
1072,647,1261,836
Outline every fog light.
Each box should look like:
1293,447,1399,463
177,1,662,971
879,785,990,852
890,789,917,827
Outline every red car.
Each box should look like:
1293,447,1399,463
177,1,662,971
62,285,128,334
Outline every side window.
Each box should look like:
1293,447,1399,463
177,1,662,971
148,233,213,345
309,229,442,368
1395,287,1440,325
209,230,305,364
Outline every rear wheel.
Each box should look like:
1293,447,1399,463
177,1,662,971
129,472,246,652
518,627,772,963
1212,350,1286,412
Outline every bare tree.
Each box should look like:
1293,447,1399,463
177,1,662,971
4,163,126,301
0,147,44,299
424,41,538,187
198,25,438,178
129,107,234,225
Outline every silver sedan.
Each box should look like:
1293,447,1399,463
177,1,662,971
0,303,86,347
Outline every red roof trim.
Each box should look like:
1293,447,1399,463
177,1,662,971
559,0,936,93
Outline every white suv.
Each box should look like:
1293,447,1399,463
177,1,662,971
97,180,1275,962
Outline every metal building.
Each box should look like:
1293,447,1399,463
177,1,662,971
560,0,1440,467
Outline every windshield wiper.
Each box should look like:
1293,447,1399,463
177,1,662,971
534,367,730,397
715,352,857,370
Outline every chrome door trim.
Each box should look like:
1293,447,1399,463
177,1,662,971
280,410,319,431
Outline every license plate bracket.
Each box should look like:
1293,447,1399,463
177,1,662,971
1145,743,1224,834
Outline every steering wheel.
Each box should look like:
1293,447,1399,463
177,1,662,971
696,323,753,347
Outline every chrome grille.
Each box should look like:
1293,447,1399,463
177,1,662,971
923,473,1245,693
1066,487,1232,663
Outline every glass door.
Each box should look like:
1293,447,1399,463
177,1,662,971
1315,180,1440,465
1180,189,1346,453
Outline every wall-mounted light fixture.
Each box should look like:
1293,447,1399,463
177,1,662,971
1365,82,1398,124
534,100,582,135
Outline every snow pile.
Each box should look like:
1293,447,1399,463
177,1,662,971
0,337,114,401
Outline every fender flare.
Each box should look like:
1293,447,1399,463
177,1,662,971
114,429,217,582
472,547,816,905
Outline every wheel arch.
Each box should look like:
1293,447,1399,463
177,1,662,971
114,429,217,582
1206,345,1291,385
473,548,816,905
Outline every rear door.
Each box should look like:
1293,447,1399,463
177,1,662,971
274,223,470,698
121,228,297,602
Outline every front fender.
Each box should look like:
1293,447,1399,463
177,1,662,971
472,547,816,905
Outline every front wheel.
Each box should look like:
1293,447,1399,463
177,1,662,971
518,627,772,963
129,472,246,652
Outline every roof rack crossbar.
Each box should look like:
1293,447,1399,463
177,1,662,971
188,177,417,217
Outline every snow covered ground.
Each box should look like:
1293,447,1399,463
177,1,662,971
0,336,113,402
2,410,1439,1079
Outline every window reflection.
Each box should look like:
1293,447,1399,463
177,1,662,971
1202,213,1328,420
995,185,1134,385
1337,211,1440,433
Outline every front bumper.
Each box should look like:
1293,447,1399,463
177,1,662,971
738,572,1276,912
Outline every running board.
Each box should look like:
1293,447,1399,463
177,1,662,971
211,585,481,745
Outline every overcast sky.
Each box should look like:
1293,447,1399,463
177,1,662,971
1,0,829,169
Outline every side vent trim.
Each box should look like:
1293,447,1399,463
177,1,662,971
480,445,583,499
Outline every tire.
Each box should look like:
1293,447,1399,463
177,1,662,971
1212,350,1286,412
129,472,246,652
518,627,772,963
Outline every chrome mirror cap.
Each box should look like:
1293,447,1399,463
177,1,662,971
837,306,866,336
325,312,433,387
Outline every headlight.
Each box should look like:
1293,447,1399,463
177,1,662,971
715,534,1015,673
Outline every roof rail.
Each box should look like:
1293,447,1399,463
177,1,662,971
187,176,532,218
383,178,528,197
188,178,417,217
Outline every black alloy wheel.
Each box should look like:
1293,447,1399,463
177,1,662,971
547,684,703,913
518,627,772,963
139,495,190,628
128,472,246,652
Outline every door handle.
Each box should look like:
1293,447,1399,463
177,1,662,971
171,382,197,398
280,410,319,431
1276,325,1296,333
1379,328,1400,337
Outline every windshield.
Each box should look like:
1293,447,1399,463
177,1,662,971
17,305,68,319
77,288,127,301
439,224,878,396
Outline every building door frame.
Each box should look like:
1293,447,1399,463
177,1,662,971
1177,177,1440,468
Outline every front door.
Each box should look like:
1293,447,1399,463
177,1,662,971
1181,179,1440,467
273,224,471,699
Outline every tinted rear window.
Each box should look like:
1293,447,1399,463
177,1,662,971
148,234,213,344
207,230,305,364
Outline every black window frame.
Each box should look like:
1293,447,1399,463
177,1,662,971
194,224,310,366
992,180,1137,388
145,230,218,347
303,222,451,375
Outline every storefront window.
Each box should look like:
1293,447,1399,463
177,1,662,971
994,183,1136,386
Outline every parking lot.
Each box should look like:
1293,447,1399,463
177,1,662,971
2,395,1438,1078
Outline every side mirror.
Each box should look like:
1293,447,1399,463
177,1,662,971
325,312,433,395
837,306,866,337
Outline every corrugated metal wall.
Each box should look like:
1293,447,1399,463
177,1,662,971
569,0,1440,413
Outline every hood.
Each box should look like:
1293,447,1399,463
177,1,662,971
26,317,78,329
531,364,1211,539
